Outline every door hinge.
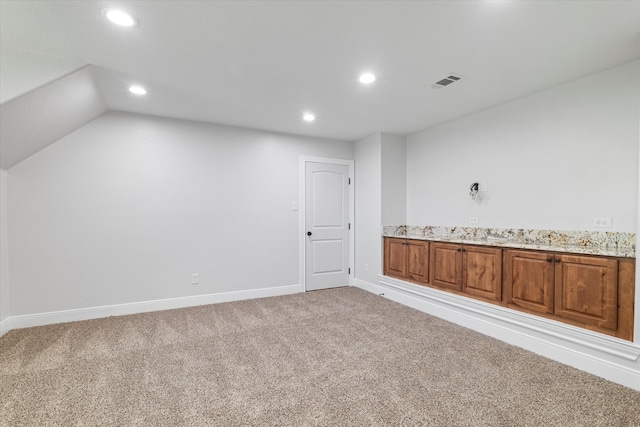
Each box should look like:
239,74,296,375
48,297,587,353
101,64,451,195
348,178,351,185
348,268,351,274
348,223,351,230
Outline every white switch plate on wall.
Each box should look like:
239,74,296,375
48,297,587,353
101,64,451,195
469,217,479,224
593,217,612,228
419,217,427,223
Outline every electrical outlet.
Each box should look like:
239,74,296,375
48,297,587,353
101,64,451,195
469,217,479,224
192,273,199,285
479,181,488,192
364,263,369,272
419,217,427,223
593,218,612,228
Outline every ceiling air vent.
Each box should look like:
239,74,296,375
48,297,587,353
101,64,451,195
431,74,463,89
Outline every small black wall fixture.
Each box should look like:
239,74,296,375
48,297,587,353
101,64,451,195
470,182,479,199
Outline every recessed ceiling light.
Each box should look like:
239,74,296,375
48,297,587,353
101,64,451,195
102,9,137,27
359,73,376,84
129,85,147,95
303,113,316,122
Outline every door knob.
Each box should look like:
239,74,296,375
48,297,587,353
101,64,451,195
307,231,312,236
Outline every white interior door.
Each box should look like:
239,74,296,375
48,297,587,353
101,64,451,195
304,161,350,291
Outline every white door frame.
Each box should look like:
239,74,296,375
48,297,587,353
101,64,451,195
300,156,354,292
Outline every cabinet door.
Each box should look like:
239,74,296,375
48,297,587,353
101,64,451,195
504,250,554,314
554,254,618,330
430,242,462,291
384,238,407,278
616,258,635,341
463,246,502,302
406,241,429,284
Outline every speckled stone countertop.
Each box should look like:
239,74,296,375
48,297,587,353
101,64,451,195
383,225,636,258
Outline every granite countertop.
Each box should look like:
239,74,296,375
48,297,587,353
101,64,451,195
382,226,636,258
389,234,635,258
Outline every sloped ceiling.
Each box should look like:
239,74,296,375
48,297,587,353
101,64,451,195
0,66,108,169
1,0,639,167
0,47,86,105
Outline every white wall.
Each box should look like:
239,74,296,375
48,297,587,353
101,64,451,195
407,61,640,232
354,133,382,285
7,111,353,317
0,170,9,326
381,134,407,225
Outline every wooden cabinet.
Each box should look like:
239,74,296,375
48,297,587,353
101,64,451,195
383,238,429,284
504,250,554,315
383,237,635,341
429,242,462,291
385,238,408,278
430,242,502,302
406,240,430,283
504,250,633,340
554,254,618,331
463,245,503,302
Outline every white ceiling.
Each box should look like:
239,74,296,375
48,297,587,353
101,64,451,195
1,0,639,142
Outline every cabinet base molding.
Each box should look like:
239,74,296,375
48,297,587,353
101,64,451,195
351,277,640,392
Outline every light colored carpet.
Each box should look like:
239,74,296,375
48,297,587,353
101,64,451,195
1,287,638,426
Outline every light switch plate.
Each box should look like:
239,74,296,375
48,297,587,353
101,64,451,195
291,201,299,211
469,217,479,224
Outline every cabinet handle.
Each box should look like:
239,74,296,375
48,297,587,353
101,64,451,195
462,248,466,252
456,248,462,252
555,258,561,263
546,257,552,262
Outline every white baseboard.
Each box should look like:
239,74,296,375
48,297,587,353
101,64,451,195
352,277,640,392
2,284,302,336
0,316,11,337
